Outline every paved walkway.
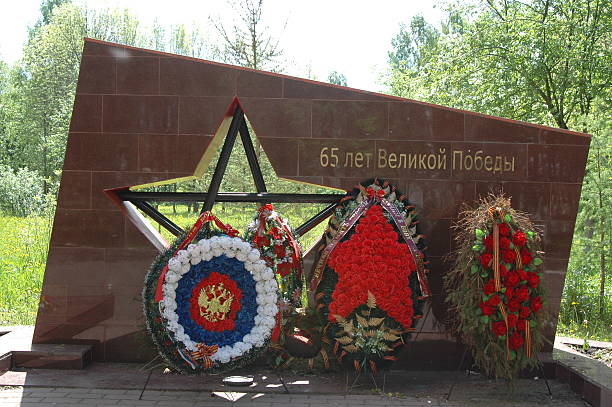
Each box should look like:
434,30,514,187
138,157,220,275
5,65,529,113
0,365,591,407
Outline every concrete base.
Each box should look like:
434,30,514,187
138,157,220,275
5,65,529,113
0,326,93,370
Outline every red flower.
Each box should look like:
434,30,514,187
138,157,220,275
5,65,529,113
507,299,521,313
517,269,528,281
521,247,533,266
515,286,530,302
500,237,511,250
530,296,543,313
512,231,527,247
480,302,495,316
500,264,509,278
480,253,493,268
502,250,516,264
509,332,524,350
504,272,520,288
326,204,416,328
519,306,531,319
505,287,515,300
483,279,496,296
522,253,533,266
492,321,508,336
527,272,540,289
487,294,501,306
483,235,493,251
516,320,527,332
254,235,270,247
506,313,518,328
498,223,511,236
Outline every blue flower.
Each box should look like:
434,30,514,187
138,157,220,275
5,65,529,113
174,255,257,347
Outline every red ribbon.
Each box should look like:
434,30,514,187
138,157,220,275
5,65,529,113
154,211,237,303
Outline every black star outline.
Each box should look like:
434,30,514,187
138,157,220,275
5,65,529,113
105,98,344,250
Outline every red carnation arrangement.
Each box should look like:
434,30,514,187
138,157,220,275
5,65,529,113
327,204,416,329
445,195,546,380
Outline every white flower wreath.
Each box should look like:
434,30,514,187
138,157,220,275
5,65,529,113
159,235,278,364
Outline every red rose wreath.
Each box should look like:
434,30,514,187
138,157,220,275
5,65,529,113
445,195,546,379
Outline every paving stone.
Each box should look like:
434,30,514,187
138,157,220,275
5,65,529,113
42,396,84,403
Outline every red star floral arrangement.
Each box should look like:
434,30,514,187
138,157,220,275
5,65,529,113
444,194,546,380
312,178,431,373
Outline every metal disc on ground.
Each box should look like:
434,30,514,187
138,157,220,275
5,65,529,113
222,376,254,386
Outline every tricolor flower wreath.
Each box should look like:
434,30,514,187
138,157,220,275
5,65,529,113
143,212,279,374
312,178,431,372
244,204,303,304
444,195,546,380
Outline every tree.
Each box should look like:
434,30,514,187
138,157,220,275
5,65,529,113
387,0,611,130
4,3,152,193
327,71,347,86
213,0,284,71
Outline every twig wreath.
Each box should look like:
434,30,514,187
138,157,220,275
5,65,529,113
444,195,546,379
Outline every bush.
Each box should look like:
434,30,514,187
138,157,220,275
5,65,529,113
0,165,46,216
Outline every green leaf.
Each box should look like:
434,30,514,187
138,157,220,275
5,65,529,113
480,271,489,278
526,231,534,239
529,320,536,328
533,258,543,266
480,315,489,324
504,214,512,223
475,229,485,239
509,350,516,361
471,264,479,274
500,287,507,293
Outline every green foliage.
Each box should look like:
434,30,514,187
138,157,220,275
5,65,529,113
0,165,46,216
327,71,347,86
0,214,53,325
387,0,611,129
560,116,611,330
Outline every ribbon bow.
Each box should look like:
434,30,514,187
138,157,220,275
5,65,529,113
191,343,218,369
366,187,385,200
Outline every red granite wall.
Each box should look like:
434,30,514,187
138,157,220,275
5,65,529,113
33,38,590,365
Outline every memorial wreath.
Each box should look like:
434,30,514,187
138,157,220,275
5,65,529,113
312,178,431,373
444,195,546,379
143,212,278,373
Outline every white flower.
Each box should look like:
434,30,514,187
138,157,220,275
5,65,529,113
220,238,232,249
177,250,189,264
261,269,274,280
248,249,260,262
179,264,190,275
168,258,181,272
187,243,198,256
160,234,279,365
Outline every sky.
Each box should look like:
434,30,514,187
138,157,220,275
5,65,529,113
0,0,445,92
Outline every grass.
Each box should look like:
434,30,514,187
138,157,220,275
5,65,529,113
0,214,52,325
150,202,330,252
0,201,328,326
